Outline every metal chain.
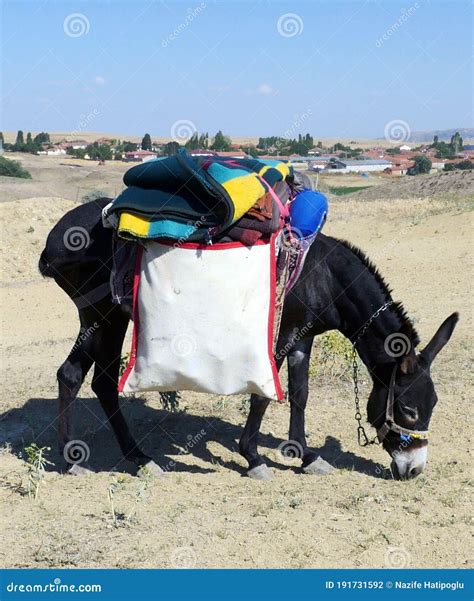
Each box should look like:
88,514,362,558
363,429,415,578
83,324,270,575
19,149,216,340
351,300,394,446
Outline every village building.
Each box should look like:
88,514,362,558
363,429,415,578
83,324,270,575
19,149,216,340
66,139,88,150
189,149,216,157
214,150,247,159
323,158,392,173
124,150,157,162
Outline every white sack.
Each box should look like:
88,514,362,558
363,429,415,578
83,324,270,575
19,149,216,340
119,239,283,401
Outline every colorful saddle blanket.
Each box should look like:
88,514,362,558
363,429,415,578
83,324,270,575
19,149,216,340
103,151,292,243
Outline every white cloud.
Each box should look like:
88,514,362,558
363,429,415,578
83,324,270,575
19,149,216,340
244,83,277,96
257,83,275,95
93,75,106,85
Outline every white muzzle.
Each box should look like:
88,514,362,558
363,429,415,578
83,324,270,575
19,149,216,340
391,446,428,479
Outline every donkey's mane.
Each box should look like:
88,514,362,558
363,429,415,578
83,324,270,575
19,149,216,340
336,238,420,346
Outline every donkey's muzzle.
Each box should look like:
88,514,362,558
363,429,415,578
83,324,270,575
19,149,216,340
391,445,428,480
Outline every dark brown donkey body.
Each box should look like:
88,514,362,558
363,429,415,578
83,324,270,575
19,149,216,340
39,199,458,480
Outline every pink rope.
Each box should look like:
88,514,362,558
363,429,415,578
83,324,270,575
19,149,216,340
258,177,289,218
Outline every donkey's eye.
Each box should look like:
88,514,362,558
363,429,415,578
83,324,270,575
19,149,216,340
400,404,418,420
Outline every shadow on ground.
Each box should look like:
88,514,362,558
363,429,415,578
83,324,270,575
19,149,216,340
0,396,387,478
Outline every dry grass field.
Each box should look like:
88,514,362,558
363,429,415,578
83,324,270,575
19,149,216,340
0,154,472,569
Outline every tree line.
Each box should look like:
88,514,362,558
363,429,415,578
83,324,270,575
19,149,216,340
1,129,470,169
1,130,51,153
432,132,464,159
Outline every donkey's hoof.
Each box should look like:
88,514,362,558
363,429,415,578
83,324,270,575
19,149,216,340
67,463,93,476
247,464,273,481
139,460,165,478
303,456,336,476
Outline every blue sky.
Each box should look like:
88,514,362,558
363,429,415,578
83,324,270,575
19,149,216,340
1,0,472,139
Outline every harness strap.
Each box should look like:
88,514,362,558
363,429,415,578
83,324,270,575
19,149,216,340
376,365,429,443
72,282,111,309
258,177,289,219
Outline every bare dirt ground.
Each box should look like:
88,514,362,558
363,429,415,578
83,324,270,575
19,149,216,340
0,152,127,203
0,155,472,569
316,170,474,202
351,169,474,201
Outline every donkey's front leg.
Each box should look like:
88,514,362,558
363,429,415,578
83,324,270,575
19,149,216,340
239,328,292,480
239,395,272,480
286,338,321,473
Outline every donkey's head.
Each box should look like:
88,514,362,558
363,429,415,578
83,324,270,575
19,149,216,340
367,313,459,480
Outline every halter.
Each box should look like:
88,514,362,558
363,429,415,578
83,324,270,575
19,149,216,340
351,301,429,446
376,364,429,443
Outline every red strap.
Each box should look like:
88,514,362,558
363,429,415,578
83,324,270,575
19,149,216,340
258,177,289,218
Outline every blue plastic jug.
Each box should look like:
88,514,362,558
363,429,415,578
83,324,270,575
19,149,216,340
289,189,328,238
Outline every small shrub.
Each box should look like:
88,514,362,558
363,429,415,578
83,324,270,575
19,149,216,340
127,466,153,522
0,156,32,179
107,469,153,527
455,160,473,170
24,443,52,500
107,474,126,526
159,391,181,412
310,331,354,381
239,397,251,414
411,155,432,175
444,160,472,171
119,352,130,376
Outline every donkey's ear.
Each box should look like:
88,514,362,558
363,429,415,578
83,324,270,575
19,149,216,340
396,322,418,374
399,346,418,374
420,312,459,365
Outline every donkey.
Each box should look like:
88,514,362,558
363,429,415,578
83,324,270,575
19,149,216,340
39,199,458,480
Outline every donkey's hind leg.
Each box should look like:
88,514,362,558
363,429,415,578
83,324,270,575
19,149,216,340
57,316,95,459
91,305,163,476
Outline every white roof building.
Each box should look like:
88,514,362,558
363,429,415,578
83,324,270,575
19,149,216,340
323,159,391,173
